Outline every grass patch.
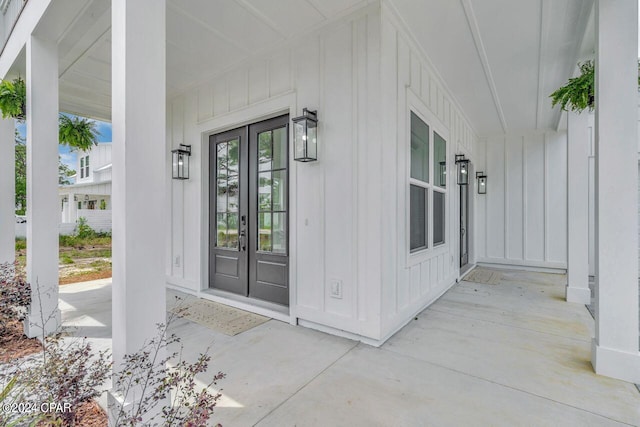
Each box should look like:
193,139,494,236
15,237,26,251
60,255,75,265
59,234,111,249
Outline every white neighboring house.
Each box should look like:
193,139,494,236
59,142,112,234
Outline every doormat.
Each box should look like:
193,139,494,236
169,299,270,336
462,268,502,285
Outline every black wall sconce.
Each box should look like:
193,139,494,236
439,161,447,187
476,171,487,194
292,108,318,162
455,154,469,185
172,144,192,180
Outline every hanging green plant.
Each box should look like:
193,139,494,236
0,77,25,121
550,60,640,113
550,60,595,113
58,114,100,152
0,77,100,151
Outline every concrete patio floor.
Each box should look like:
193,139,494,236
59,269,640,426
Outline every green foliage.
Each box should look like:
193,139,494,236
60,254,74,265
58,234,111,249
550,61,595,113
75,217,95,239
14,131,25,214
99,199,106,210
0,77,25,121
550,60,640,113
14,237,26,252
58,114,100,152
58,158,75,185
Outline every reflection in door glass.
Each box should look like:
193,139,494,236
216,140,239,249
256,128,287,254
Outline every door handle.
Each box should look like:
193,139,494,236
239,229,246,251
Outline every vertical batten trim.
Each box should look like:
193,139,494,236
351,19,359,320
543,133,548,261
522,135,528,260
503,136,508,259
319,34,327,313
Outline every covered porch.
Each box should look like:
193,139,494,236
60,269,640,425
0,0,638,415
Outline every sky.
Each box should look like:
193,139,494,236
16,117,112,180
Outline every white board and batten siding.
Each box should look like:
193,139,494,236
379,5,477,341
168,5,385,341
475,132,567,270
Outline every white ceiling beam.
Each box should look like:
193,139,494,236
460,0,507,133
554,0,594,132
233,0,288,38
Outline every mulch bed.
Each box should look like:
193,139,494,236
1,319,108,427
59,270,112,285
0,318,42,363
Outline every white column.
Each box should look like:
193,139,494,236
0,118,15,264
68,192,77,222
109,0,167,421
24,35,60,338
591,0,640,383
565,111,591,304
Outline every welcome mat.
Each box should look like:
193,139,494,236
169,298,270,336
462,268,503,285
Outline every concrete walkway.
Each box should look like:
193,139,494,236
59,270,640,426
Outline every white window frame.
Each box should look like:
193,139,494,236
406,90,450,267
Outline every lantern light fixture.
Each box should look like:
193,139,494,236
172,144,192,180
455,154,470,185
292,108,318,162
476,171,487,194
439,161,447,187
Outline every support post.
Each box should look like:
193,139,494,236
108,0,167,423
24,35,60,338
591,0,640,383
566,111,591,304
0,118,15,264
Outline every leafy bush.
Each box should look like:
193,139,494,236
0,262,31,334
15,335,111,426
111,315,224,426
75,217,95,239
14,238,26,252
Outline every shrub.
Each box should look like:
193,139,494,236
111,313,224,426
75,217,95,239
0,262,31,334
14,238,26,252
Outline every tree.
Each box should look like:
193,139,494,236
14,131,25,215
58,157,75,185
14,131,77,214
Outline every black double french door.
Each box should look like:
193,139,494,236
209,115,289,306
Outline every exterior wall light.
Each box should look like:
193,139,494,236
476,171,487,194
439,161,447,187
455,154,470,185
172,144,191,180
292,108,317,162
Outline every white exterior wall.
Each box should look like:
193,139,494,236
476,132,568,270
75,143,111,184
378,6,477,340
168,5,384,340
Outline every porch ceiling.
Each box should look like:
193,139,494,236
9,0,367,122
8,0,593,132
389,0,593,135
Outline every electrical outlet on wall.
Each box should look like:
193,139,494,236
174,255,181,267
329,279,343,299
